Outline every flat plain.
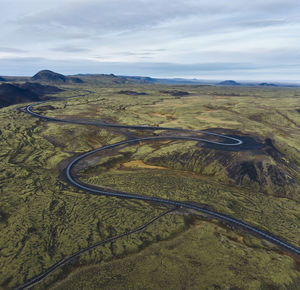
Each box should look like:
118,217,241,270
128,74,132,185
1,83,300,289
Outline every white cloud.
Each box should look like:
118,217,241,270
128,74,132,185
0,0,300,80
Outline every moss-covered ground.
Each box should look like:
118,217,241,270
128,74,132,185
0,84,300,289
52,219,300,290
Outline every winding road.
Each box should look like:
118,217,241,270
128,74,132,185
16,94,300,288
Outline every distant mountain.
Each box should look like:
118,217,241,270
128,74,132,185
75,73,130,85
72,74,206,85
0,82,62,108
32,70,66,82
123,76,157,83
3,71,298,88
123,76,213,85
217,80,241,86
0,76,6,82
32,70,83,84
123,77,300,87
259,83,278,87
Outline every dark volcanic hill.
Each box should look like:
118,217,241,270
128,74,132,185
0,83,40,108
0,76,6,82
0,82,62,108
32,70,83,84
32,70,66,83
218,80,241,86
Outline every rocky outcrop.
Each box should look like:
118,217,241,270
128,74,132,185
144,132,299,198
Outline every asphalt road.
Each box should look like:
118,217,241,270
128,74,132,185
25,100,300,255
16,97,300,288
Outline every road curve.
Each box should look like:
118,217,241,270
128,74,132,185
26,102,242,146
65,137,300,256
25,100,300,255
18,97,300,287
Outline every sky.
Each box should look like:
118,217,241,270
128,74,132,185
0,0,300,81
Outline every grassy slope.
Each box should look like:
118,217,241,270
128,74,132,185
0,84,300,289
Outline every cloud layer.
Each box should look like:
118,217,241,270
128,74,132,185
1,0,300,80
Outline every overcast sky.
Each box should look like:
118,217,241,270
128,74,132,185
1,0,300,80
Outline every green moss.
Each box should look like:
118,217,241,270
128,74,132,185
1,84,300,288
51,221,300,290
